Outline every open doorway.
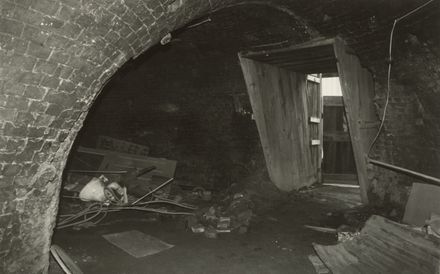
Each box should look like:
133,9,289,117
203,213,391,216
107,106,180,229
239,37,379,203
321,77,358,186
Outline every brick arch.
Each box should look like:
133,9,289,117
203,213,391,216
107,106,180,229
0,1,310,272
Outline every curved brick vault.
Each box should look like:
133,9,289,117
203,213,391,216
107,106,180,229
0,0,438,272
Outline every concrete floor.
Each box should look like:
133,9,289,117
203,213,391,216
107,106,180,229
50,186,357,274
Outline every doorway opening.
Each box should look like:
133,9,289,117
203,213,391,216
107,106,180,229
321,77,358,186
239,37,379,203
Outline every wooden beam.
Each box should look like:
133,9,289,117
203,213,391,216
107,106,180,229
240,38,336,58
307,75,321,83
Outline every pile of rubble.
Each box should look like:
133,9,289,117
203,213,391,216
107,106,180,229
186,192,254,238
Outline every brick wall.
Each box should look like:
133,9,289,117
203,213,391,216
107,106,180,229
0,0,213,272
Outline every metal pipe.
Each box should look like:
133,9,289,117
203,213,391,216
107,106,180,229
131,178,175,205
368,158,440,186
66,170,128,174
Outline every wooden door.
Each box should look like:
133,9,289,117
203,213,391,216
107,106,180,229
239,58,319,191
333,38,379,203
306,75,323,183
239,37,378,203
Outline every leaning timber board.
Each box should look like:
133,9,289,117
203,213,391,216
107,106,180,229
76,146,176,182
314,215,440,274
239,58,316,191
333,38,378,203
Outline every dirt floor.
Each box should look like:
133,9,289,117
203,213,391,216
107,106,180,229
50,186,360,274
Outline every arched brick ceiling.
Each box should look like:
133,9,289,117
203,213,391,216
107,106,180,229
173,4,314,52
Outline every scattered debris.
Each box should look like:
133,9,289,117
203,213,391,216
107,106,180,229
57,175,195,230
102,230,174,258
337,231,360,242
78,175,108,202
186,192,254,238
305,224,360,243
313,215,440,274
78,175,127,204
191,223,205,233
192,187,212,201
427,213,440,237
204,227,218,239
58,145,189,230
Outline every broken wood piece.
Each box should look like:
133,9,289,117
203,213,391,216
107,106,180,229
313,215,440,274
76,146,177,180
305,225,337,233
307,74,321,83
50,245,83,274
120,166,156,187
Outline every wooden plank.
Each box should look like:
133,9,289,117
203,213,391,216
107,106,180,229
333,38,378,204
239,57,316,191
255,53,335,65
241,38,336,59
314,215,440,274
403,183,440,226
76,146,177,180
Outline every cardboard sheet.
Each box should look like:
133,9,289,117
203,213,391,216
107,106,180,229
103,230,174,258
